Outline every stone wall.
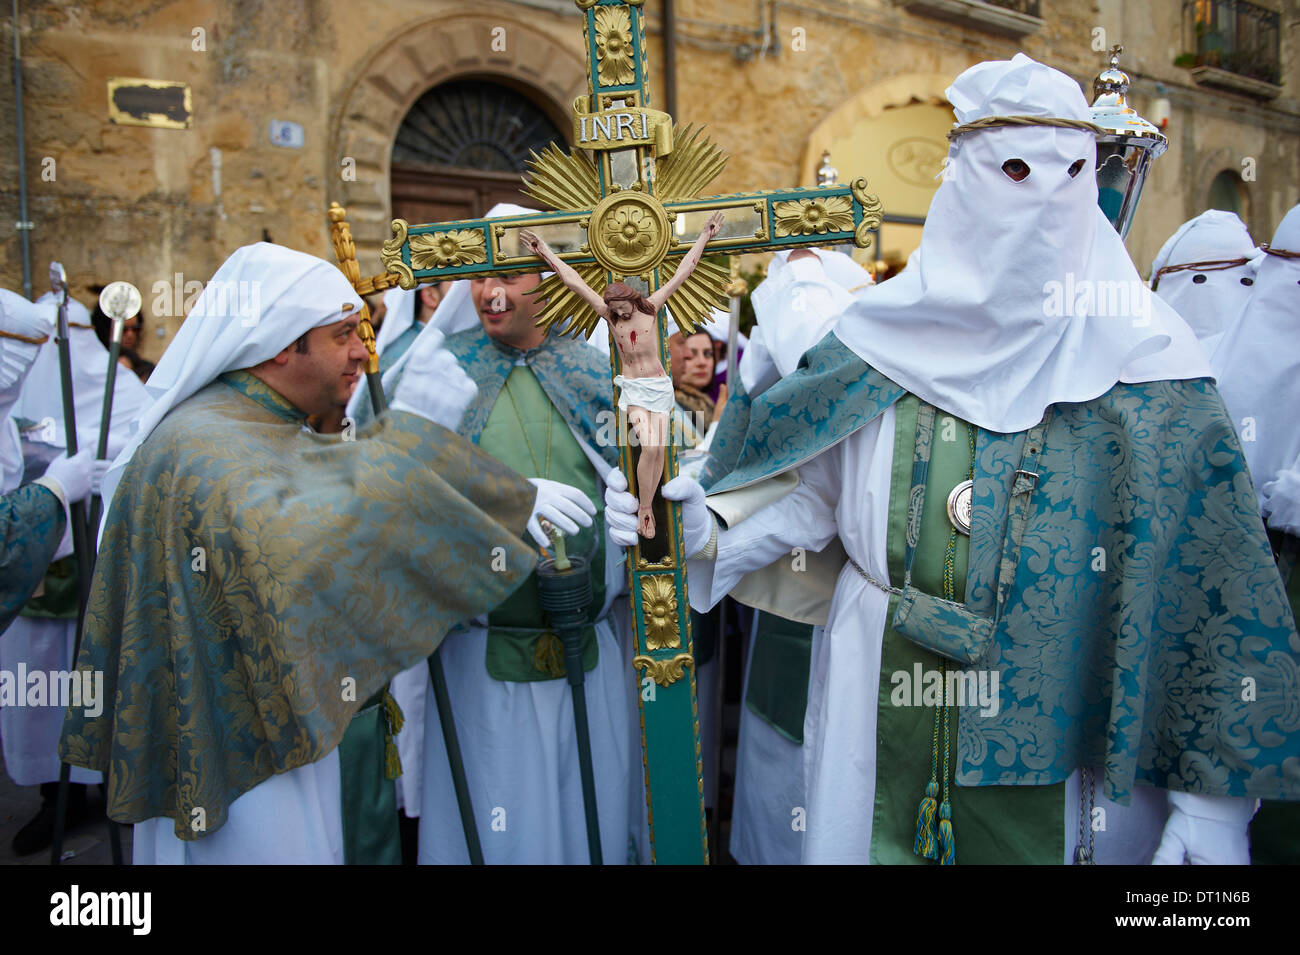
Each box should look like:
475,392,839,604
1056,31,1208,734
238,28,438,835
1,0,1295,357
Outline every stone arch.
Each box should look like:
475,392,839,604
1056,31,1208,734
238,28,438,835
799,72,954,185
1195,147,1251,224
329,8,589,256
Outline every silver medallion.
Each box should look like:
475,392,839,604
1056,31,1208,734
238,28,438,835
946,479,973,536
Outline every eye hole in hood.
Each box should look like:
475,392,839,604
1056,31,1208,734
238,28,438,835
1001,158,1030,182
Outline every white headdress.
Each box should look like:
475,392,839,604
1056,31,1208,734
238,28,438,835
100,242,363,519
353,203,545,417
1150,210,1259,356
0,289,52,492
830,53,1208,432
1210,203,1300,510
12,291,151,467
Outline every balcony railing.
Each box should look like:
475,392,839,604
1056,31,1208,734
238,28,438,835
983,0,1042,14
897,0,1043,37
1192,0,1281,86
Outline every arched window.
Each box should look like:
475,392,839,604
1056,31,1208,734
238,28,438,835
391,78,566,224
1207,168,1249,219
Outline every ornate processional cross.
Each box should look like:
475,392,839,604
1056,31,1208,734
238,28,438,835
364,0,881,863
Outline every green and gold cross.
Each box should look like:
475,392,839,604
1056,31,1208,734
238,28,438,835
378,0,882,864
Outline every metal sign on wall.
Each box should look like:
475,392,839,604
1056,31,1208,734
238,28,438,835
107,78,191,129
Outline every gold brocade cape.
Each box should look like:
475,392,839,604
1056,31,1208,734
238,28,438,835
59,372,537,839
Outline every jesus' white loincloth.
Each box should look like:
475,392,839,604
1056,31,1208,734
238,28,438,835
613,374,674,414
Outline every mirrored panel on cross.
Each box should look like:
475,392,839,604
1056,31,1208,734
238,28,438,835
495,219,589,258
670,205,764,245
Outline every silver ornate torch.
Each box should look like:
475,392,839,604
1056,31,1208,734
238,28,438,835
1091,45,1168,240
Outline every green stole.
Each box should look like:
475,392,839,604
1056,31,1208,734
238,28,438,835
478,365,604,681
872,395,1064,865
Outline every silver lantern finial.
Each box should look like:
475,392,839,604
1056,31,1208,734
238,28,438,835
1090,44,1168,240
816,149,839,187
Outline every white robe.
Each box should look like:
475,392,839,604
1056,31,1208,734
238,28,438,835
690,407,1168,863
133,751,343,864
415,425,649,864
1,317,144,789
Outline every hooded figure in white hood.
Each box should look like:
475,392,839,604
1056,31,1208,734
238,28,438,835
56,242,587,864
607,54,1296,865
1150,209,1261,359
1,286,137,854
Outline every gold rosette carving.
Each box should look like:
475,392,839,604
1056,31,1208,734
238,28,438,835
594,6,635,86
588,191,670,275
772,196,854,237
641,574,680,650
409,229,488,270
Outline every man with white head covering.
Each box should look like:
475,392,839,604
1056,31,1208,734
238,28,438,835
375,203,645,864
1150,209,1260,357
56,241,575,864
1209,203,1300,864
2,286,144,853
608,54,1297,864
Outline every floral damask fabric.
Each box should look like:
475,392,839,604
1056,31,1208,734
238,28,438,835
392,326,619,468
711,332,1300,803
0,482,64,631
59,373,538,839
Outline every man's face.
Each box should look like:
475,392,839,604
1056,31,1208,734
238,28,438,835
279,314,368,415
470,273,545,349
608,300,635,322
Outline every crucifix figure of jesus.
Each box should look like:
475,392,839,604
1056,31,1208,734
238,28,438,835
521,210,724,539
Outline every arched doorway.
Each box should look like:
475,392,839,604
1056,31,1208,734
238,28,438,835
329,11,588,259
391,78,569,224
800,73,955,275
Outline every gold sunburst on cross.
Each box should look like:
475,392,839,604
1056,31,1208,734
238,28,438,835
349,0,882,865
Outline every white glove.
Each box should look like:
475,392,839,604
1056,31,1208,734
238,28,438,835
41,446,98,503
662,475,715,558
1151,792,1257,865
604,467,640,548
390,329,477,430
526,477,596,549
1262,468,1300,537
603,470,715,555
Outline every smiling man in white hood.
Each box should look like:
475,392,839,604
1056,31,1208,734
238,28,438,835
608,54,1298,865
56,242,579,864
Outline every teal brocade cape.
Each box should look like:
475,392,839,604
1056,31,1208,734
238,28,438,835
59,373,539,839
707,333,1300,803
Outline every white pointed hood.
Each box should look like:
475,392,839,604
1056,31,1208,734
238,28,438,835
1210,203,1300,509
1150,209,1259,356
831,54,1209,432
0,289,52,492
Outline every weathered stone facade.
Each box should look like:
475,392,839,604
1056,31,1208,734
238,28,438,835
2,0,1296,357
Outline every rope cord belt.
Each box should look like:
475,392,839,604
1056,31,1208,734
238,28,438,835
0,329,50,345
946,114,1106,143
1261,244,1300,259
1152,257,1252,289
